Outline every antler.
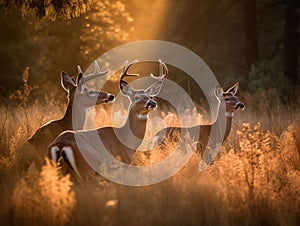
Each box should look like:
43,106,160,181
119,60,139,94
77,61,108,91
150,59,168,80
119,59,168,96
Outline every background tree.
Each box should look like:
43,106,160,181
0,12,53,96
0,0,133,97
284,0,299,88
78,1,133,63
243,0,259,83
0,0,92,20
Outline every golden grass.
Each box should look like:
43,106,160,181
0,73,299,225
12,160,76,226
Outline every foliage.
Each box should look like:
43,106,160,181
207,121,300,225
0,0,92,20
79,0,133,62
0,0,133,97
9,67,38,136
248,59,289,99
9,67,38,107
0,12,55,96
12,160,76,225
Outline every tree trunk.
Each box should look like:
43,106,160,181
284,0,299,88
243,0,258,81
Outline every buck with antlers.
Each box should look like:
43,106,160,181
152,82,244,157
48,60,168,180
20,61,115,169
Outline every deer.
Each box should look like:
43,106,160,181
19,61,115,170
47,60,168,181
151,82,244,164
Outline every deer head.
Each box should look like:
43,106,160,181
61,61,115,107
215,82,245,113
119,60,168,120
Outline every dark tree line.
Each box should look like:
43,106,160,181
157,0,298,93
284,0,299,88
0,0,298,99
243,0,258,81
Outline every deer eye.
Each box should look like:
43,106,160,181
88,91,98,97
224,97,230,101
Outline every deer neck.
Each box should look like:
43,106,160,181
117,108,148,150
211,104,233,143
61,97,87,130
223,112,233,142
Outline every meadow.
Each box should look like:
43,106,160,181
0,70,299,226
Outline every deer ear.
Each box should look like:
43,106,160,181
226,82,239,95
120,80,134,97
76,72,83,85
214,85,224,99
145,80,163,97
61,72,76,91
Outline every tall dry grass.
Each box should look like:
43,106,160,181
0,70,299,225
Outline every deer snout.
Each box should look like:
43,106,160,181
146,99,157,110
237,102,245,110
108,94,115,101
103,94,115,103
